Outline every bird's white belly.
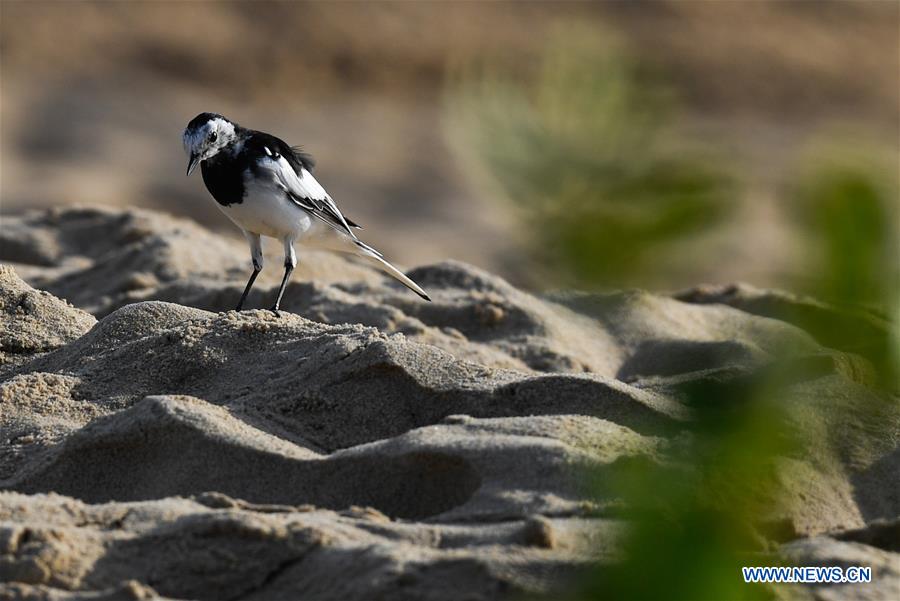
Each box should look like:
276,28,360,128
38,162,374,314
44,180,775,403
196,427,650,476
217,182,312,240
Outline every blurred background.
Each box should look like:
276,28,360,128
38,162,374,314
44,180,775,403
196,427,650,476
2,0,896,296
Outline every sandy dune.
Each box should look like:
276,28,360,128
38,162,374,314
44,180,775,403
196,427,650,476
0,207,897,600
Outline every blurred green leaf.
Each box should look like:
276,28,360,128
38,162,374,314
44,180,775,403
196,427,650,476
447,27,735,288
448,25,898,601
789,147,898,307
787,142,899,384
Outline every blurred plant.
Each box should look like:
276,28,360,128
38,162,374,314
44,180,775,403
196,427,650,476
450,29,900,601
568,141,900,600
789,144,897,307
447,22,898,601
446,27,735,288
573,369,800,601
787,140,899,384
448,29,792,601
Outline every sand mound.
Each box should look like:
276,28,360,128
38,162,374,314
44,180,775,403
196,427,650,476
0,490,612,601
0,266,95,369
0,207,384,316
781,518,900,601
1,207,897,600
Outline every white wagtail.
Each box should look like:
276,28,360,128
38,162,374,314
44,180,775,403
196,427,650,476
183,112,430,314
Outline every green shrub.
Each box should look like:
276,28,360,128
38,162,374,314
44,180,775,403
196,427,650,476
446,29,734,288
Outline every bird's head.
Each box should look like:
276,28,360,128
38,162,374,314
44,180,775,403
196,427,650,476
183,113,238,176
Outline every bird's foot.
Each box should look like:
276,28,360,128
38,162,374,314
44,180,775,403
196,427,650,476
269,306,282,318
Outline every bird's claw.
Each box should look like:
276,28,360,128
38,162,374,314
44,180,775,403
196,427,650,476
269,306,282,318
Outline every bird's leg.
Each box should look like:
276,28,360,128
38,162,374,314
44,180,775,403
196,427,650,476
237,231,264,311
235,262,261,311
270,238,296,317
270,264,294,317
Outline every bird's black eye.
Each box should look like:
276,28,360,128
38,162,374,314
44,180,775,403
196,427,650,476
209,132,218,142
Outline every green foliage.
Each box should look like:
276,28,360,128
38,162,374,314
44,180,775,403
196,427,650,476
572,146,899,600
447,29,734,287
449,26,898,601
789,144,898,308
577,371,797,601
788,143,899,385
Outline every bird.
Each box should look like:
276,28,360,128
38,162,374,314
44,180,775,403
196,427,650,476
182,112,430,315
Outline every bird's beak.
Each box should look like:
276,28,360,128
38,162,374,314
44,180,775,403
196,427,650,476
186,153,200,176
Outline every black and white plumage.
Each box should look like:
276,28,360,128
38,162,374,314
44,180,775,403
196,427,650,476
183,112,430,314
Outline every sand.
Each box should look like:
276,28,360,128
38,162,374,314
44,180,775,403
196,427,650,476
1,207,897,600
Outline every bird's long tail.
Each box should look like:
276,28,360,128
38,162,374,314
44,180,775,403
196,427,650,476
352,240,431,301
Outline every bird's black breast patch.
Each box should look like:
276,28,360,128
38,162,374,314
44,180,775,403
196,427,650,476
198,129,317,207
201,156,246,206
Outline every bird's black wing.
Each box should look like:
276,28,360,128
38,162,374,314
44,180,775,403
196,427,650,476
246,131,361,235
290,146,316,173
